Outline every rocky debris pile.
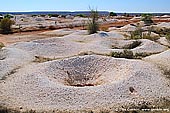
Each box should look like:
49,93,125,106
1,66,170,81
120,24,137,32
39,28,75,37
156,22,170,29
0,55,169,112
157,37,170,47
1,22,170,112
0,48,34,79
9,38,83,59
143,49,170,74
9,29,168,59
132,39,168,54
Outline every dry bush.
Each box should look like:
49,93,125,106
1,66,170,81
0,42,5,49
166,34,170,41
111,49,134,59
111,49,150,59
141,14,154,26
0,18,15,34
87,9,99,34
130,25,143,39
130,26,159,41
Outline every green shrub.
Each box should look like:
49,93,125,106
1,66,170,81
141,14,153,25
152,28,165,36
134,52,150,59
48,14,59,17
76,14,86,17
166,34,170,41
130,25,159,41
130,26,143,39
152,27,170,40
142,32,159,41
109,12,117,16
87,9,99,34
154,28,170,41
40,14,46,17
111,49,134,59
0,42,5,49
111,49,150,59
0,18,15,34
31,14,37,17
34,56,54,63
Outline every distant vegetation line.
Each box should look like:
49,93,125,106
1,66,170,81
0,11,170,16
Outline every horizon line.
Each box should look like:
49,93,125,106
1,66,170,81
0,10,170,14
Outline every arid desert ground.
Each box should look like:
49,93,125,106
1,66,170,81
0,14,170,113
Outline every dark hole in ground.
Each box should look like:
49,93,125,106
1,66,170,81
71,84,95,87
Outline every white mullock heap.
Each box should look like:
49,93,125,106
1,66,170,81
0,23,170,112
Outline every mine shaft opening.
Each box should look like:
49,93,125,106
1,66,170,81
71,84,95,87
65,76,100,87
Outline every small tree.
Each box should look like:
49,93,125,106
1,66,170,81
87,9,99,34
141,14,153,25
109,12,117,16
0,18,15,34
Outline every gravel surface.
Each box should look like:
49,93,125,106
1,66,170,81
1,27,170,112
143,49,170,73
9,31,167,59
39,28,75,37
0,55,170,112
132,39,168,54
0,47,35,79
119,24,136,32
157,37,170,47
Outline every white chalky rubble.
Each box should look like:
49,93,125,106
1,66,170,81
0,55,170,112
8,30,126,58
157,37,170,47
156,22,170,29
132,39,168,54
39,28,75,37
143,49,170,72
0,27,170,112
9,30,168,58
119,24,137,32
0,47,35,79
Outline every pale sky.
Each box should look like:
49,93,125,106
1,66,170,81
1,0,170,13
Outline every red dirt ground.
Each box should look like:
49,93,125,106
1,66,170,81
0,17,170,45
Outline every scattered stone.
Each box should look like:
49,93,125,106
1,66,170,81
156,22,170,29
157,37,170,47
120,24,137,32
143,49,170,73
0,55,169,112
0,47,35,79
1,23,170,112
